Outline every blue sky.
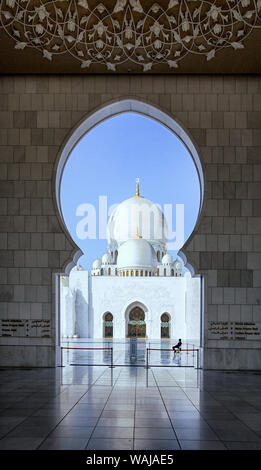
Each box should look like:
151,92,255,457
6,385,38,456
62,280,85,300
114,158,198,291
61,112,200,270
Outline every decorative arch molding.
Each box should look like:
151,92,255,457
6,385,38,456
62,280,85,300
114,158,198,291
54,97,206,275
102,311,113,320
124,300,149,321
178,250,197,277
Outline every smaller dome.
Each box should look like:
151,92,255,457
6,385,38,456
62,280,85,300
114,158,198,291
102,252,112,265
92,258,101,269
174,259,182,270
118,238,157,269
71,263,84,272
162,253,173,265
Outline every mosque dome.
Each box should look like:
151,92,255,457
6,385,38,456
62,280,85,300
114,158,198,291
162,253,173,265
107,181,168,248
92,258,101,269
117,238,157,270
102,252,112,265
174,260,182,271
71,263,84,272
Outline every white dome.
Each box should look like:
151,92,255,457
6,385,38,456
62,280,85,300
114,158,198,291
117,238,157,269
71,263,84,272
92,258,101,269
107,195,168,247
174,260,182,270
162,253,173,265
102,252,112,265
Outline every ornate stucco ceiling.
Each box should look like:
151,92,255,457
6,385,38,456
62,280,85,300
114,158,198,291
1,0,261,74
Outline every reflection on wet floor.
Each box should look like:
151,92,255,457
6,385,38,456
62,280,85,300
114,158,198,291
61,339,199,368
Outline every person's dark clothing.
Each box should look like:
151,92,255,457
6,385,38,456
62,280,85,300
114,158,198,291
172,340,182,351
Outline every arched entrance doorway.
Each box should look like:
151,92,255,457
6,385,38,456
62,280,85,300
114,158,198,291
161,313,170,338
127,306,146,338
103,312,113,338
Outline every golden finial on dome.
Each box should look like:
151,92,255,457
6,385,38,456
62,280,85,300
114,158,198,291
136,177,140,197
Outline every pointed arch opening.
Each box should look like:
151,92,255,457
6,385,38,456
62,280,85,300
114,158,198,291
54,98,205,363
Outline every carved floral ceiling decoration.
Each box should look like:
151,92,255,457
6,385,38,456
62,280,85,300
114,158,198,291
1,0,261,72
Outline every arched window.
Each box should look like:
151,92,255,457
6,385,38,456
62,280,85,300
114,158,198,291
157,268,159,276
161,313,170,338
140,270,143,277
108,267,111,276
115,268,117,276
115,250,118,263
145,271,148,277
171,269,174,276
164,268,166,277
131,270,134,277
101,268,103,276
157,251,160,262
136,270,139,276
104,312,113,338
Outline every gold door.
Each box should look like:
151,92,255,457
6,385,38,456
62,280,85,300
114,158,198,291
128,323,136,338
127,307,146,338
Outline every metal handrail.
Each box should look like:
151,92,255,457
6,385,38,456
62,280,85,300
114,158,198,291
60,346,113,368
146,347,199,369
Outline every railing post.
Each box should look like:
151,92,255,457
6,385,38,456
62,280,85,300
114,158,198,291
196,349,199,369
110,347,113,368
146,348,149,369
61,347,63,368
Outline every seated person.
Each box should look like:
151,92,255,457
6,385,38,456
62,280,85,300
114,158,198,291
172,339,182,352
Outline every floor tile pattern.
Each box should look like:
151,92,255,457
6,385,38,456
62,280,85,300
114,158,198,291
0,366,261,450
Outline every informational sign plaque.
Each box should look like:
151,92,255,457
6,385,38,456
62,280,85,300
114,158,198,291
208,321,261,341
0,319,51,338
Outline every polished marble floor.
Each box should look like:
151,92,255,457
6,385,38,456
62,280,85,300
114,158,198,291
60,338,198,367
0,365,261,450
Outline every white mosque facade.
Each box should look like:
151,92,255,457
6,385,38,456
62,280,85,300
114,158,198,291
61,183,201,343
